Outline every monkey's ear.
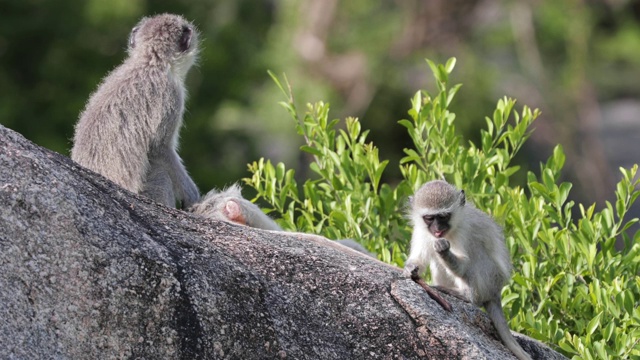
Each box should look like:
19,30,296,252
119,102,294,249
459,190,466,206
223,199,246,225
128,26,140,49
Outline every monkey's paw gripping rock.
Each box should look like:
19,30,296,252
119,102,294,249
403,262,420,278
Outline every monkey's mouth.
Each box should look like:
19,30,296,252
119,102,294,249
433,230,446,238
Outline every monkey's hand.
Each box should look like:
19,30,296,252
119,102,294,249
403,262,420,278
178,182,200,209
165,149,200,209
433,238,450,253
173,170,199,209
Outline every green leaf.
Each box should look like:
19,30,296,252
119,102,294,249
444,57,457,73
276,162,286,181
426,59,439,81
558,182,572,206
586,312,602,337
446,84,462,106
300,145,323,157
411,91,422,116
268,70,292,100
558,338,578,354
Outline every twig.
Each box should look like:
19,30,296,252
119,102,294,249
411,274,452,312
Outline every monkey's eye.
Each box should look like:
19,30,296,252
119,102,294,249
179,26,192,52
436,213,451,222
423,215,435,224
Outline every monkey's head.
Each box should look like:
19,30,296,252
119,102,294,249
128,14,199,76
411,180,465,238
189,185,247,225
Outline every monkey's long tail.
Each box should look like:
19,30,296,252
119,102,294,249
485,300,532,360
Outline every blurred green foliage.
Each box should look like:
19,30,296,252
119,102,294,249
2,0,640,199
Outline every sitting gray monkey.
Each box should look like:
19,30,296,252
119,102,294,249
71,14,200,208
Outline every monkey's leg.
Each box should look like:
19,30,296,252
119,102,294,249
141,164,175,207
166,148,199,208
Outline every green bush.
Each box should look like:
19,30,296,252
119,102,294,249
245,59,640,359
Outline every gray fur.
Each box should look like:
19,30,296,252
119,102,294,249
190,184,281,231
71,14,200,208
190,185,375,257
405,180,531,360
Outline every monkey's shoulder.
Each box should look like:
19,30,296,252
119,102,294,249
106,60,176,89
462,205,501,228
84,62,179,111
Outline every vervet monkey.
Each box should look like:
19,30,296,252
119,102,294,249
190,184,374,257
71,14,200,208
404,180,531,360
190,184,281,231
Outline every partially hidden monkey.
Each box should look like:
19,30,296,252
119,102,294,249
71,14,200,209
190,184,281,231
404,180,532,360
189,184,375,257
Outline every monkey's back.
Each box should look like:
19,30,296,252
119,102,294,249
451,205,512,303
71,58,183,193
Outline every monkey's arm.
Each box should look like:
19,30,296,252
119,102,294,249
234,199,282,231
166,148,199,208
403,230,431,277
336,239,375,258
433,238,469,278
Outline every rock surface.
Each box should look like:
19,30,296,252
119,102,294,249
0,125,566,359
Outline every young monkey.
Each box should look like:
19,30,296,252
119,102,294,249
190,184,374,257
190,184,281,231
404,180,531,360
71,14,200,208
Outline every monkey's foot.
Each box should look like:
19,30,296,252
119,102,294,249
403,263,420,278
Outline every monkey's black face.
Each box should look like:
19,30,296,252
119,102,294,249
178,26,193,52
423,213,451,238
